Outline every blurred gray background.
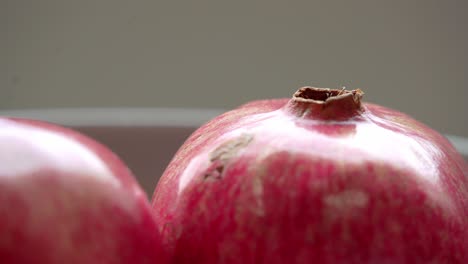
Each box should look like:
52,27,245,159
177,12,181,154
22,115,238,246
2,0,467,136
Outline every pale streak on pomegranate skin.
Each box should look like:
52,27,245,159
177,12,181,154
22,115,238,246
0,118,167,264
152,87,468,263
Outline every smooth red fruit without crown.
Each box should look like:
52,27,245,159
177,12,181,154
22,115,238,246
152,87,467,263
0,118,167,264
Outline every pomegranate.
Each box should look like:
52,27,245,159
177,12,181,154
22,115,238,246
0,118,167,263
152,87,467,263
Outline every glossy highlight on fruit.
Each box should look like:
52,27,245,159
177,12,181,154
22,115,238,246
0,118,167,263
152,87,468,263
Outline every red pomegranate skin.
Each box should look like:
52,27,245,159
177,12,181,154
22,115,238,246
152,87,468,263
0,118,167,263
